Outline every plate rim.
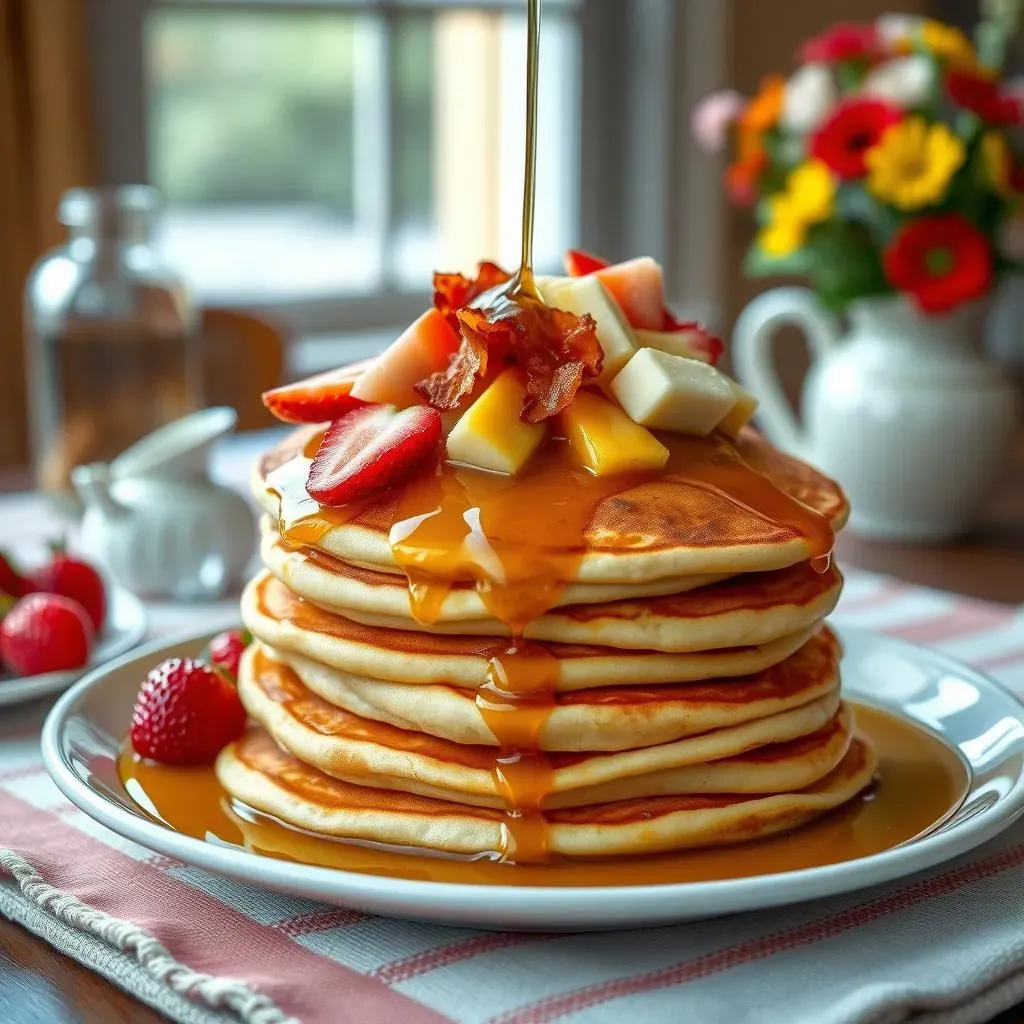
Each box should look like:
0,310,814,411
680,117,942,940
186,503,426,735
40,626,1024,926
0,587,148,708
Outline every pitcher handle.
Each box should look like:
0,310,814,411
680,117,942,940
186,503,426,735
732,286,841,458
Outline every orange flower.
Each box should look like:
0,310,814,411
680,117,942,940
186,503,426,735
741,75,785,133
726,124,768,205
726,77,783,207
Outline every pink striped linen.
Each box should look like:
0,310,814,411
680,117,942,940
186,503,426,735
0,567,1022,1024
3,466,1024,1024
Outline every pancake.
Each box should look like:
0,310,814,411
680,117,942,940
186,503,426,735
260,516,729,615
243,572,824,690
252,558,842,651
258,628,842,750
239,647,849,806
216,727,876,858
253,426,848,585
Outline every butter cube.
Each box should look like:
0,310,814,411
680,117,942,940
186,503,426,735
634,328,713,363
718,380,759,438
610,348,737,436
558,390,669,477
537,275,636,385
446,368,547,474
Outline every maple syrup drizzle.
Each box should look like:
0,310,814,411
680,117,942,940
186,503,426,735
117,704,969,886
389,0,581,860
266,429,837,863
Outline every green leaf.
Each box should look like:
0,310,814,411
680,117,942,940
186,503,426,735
743,244,816,278
835,59,870,93
805,221,891,309
834,185,904,246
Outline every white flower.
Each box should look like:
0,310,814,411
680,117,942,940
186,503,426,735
876,13,925,51
781,63,837,135
860,56,934,108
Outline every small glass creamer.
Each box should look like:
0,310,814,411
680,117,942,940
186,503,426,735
25,186,200,507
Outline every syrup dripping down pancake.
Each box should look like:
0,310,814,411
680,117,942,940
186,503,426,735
215,727,876,858
260,515,729,615
242,572,823,690
253,426,848,584
246,560,842,651
255,629,842,751
238,644,848,807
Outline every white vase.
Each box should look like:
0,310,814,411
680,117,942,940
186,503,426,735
733,287,1021,543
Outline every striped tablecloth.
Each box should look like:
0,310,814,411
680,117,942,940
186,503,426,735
2,474,1024,1023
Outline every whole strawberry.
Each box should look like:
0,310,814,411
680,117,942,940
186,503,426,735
1,594,94,676
131,658,247,765
30,546,106,633
0,552,32,599
206,628,251,680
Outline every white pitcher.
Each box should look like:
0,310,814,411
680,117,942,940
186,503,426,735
733,287,1020,543
72,407,256,599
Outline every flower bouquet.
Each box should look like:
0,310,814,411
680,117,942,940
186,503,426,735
696,8,1024,314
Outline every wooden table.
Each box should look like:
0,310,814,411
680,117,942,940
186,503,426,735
2,460,1023,1024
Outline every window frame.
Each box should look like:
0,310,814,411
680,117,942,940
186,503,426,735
85,0,727,344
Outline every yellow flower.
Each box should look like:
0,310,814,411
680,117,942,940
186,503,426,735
785,161,836,224
919,20,976,67
982,132,1011,194
758,196,806,257
865,118,966,210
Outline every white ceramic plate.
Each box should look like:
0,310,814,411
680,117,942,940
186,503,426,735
0,587,147,708
41,628,1024,931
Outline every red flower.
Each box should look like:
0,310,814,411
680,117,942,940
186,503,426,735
811,100,902,179
946,69,1023,125
801,22,881,65
883,214,993,314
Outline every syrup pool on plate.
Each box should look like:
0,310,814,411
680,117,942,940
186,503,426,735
119,704,968,887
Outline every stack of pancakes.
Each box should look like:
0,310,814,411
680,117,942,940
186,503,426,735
218,426,876,861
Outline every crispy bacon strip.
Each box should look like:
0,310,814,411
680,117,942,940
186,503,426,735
418,261,603,420
511,306,602,422
433,262,511,332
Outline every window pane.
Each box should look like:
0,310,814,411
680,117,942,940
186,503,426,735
392,15,434,227
146,4,580,306
147,7,374,300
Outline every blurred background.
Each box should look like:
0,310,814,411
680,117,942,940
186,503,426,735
0,0,1000,483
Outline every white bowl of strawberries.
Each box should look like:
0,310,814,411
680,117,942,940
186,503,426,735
0,547,146,707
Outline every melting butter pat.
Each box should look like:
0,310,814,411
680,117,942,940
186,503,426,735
537,275,636,385
558,390,669,476
634,328,713,363
446,368,547,474
610,348,737,435
718,380,759,438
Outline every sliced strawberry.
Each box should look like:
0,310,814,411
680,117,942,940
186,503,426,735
306,404,442,506
564,249,609,276
262,359,372,424
661,312,725,365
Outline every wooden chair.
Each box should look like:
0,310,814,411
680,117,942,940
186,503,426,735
199,308,288,431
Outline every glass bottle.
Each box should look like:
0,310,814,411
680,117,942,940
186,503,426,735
25,186,200,507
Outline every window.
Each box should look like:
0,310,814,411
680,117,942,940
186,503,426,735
87,1,725,362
